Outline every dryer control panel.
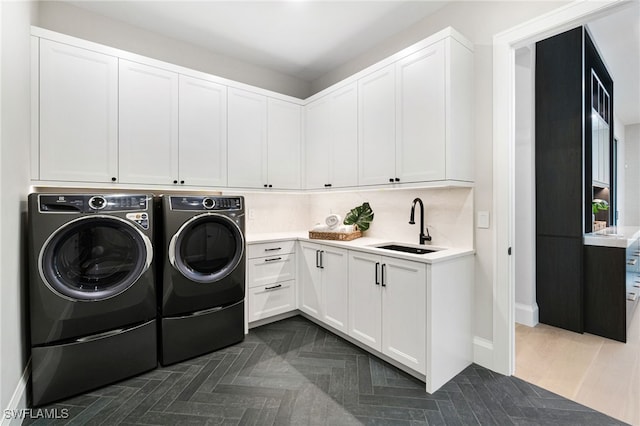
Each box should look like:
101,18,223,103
39,194,149,213
169,196,243,211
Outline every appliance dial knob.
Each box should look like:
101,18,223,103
202,198,216,210
88,196,107,210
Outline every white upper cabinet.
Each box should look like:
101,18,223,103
358,66,396,186
38,39,118,182
32,27,471,190
267,98,302,189
178,75,227,187
305,82,358,189
304,96,332,189
358,37,473,186
227,88,267,188
228,89,301,189
119,60,179,185
396,43,446,183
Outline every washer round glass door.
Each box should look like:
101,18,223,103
39,215,153,301
169,213,244,284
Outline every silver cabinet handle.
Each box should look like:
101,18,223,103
265,247,282,252
265,284,282,290
319,251,324,269
264,257,282,262
315,250,320,268
627,258,637,266
375,262,380,285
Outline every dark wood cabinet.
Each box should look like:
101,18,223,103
584,238,640,342
535,26,614,333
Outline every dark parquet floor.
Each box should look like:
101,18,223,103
25,316,627,425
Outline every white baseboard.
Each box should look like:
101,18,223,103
473,336,494,370
1,359,30,426
515,302,539,327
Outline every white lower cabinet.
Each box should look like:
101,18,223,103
247,239,473,394
247,241,296,323
298,242,349,333
348,251,426,374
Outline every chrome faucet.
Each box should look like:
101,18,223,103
409,198,431,245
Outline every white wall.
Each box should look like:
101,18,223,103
1,0,37,417
236,192,310,236
514,46,538,327
625,124,640,225
311,0,567,340
36,1,311,99
226,188,473,251
307,188,473,249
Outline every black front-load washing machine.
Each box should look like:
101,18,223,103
27,193,157,406
158,195,245,365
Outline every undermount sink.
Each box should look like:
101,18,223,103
375,244,438,255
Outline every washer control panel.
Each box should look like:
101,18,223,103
39,194,149,213
169,196,243,211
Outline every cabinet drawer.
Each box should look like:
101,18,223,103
248,240,295,258
248,281,295,322
248,254,295,288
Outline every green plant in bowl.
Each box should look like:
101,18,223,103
344,202,374,232
592,199,609,214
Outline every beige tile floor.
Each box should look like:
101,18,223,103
515,309,640,425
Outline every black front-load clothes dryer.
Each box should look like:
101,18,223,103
27,194,157,407
158,195,245,365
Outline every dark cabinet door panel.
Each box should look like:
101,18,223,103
536,235,583,333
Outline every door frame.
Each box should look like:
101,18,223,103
492,0,627,375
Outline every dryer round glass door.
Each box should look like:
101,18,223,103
39,215,153,301
169,214,244,284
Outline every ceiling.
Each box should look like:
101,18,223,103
67,1,639,125
67,0,449,83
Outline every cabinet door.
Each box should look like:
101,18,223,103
178,75,227,186
228,88,267,188
298,242,323,319
304,97,331,189
592,113,600,185
268,99,301,189
348,251,382,351
329,83,359,188
321,247,349,333
396,43,446,183
358,65,396,185
381,257,426,374
119,60,178,184
601,119,610,186
39,39,118,182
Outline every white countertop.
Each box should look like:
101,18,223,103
246,232,474,264
584,226,640,248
